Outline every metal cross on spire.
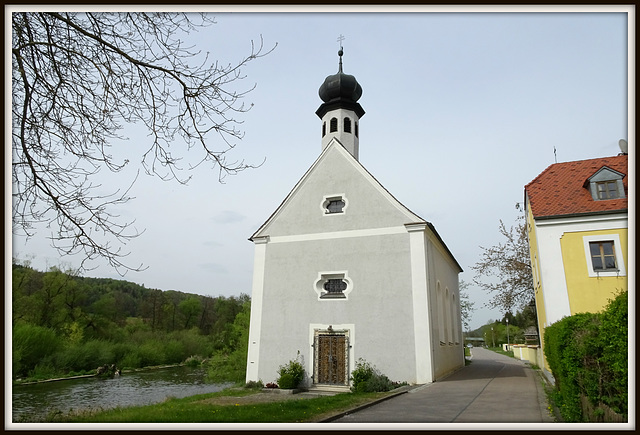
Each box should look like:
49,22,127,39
337,35,345,72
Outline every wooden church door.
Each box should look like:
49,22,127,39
314,331,349,386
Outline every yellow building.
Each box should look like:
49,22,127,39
524,153,628,375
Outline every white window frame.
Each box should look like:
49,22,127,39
314,271,353,300
582,234,626,277
321,194,348,216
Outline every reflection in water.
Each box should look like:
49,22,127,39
12,366,231,422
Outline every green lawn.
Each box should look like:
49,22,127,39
47,387,395,423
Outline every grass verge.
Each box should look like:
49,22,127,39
45,387,395,423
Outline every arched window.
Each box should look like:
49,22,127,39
343,117,351,133
437,283,445,344
451,293,458,344
445,288,451,344
322,122,326,137
330,117,338,133
355,122,359,138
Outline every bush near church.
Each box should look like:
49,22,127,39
350,358,406,393
277,354,305,389
544,291,627,422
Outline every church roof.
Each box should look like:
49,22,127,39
525,154,628,219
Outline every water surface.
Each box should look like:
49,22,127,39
12,366,231,422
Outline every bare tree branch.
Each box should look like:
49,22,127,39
12,12,276,274
471,215,534,314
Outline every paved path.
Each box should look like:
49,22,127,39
330,347,554,423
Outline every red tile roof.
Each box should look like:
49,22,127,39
525,155,628,218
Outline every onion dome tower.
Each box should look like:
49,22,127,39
316,46,365,160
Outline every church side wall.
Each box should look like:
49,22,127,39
426,233,464,380
255,231,418,385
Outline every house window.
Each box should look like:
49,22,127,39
583,234,626,278
344,117,351,133
330,117,338,133
596,181,619,200
589,241,617,271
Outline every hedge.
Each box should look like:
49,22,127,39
544,291,627,422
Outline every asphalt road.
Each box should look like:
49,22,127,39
330,347,555,424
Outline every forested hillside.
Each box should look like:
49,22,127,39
11,262,249,382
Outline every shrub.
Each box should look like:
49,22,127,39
13,323,62,378
544,291,628,422
350,358,375,392
184,355,205,367
278,373,296,389
277,353,305,389
350,358,399,393
244,380,264,389
599,291,628,416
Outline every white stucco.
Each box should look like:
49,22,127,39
246,140,463,387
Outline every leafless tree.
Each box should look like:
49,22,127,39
458,280,475,332
12,12,276,273
471,215,534,314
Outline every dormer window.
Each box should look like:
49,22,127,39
596,181,619,200
585,166,626,201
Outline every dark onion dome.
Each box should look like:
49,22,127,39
316,48,365,119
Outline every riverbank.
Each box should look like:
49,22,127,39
13,363,186,386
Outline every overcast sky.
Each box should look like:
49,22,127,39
9,7,631,331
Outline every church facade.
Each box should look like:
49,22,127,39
245,49,464,388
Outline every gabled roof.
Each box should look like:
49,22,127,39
525,155,628,219
250,139,424,240
250,139,463,271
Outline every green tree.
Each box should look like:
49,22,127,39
207,301,251,383
12,12,276,272
179,297,202,329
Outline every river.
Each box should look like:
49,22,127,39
11,366,232,422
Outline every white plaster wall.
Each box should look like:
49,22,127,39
534,213,627,326
257,144,420,238
425,232,464,380
254,232,419,385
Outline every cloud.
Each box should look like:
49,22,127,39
212,210,246,224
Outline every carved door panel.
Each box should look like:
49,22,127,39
315,333,348,385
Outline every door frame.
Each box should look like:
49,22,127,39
309,324,355,388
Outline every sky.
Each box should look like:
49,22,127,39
8,6,631,331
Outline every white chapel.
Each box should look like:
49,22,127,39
245,47,464,388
